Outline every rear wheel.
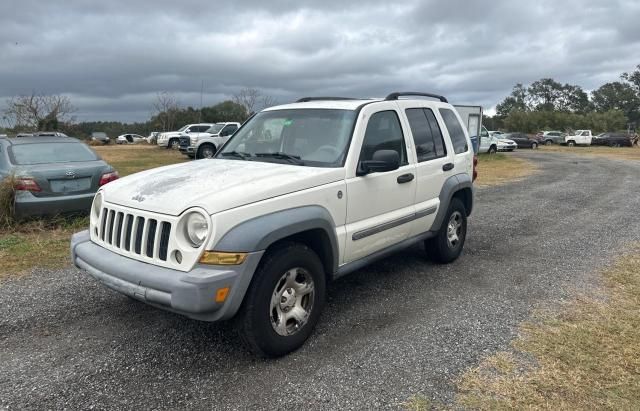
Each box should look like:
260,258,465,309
531,142,538,149
197,143,216,159
567,141,576,147
545,140,553,145
425,198,467,264
236,243,326,357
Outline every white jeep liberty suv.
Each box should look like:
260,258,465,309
71,92,477,357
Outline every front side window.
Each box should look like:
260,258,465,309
9,143,99,165
359,110,407,165
221,125,237,136
439,108,468,154
405,108,446,162
218,109,357,167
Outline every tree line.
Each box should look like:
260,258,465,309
487,64,640,133
1,88,273,139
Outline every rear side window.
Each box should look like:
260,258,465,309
405,108,447,162
439,108,468,154
359,110,407,165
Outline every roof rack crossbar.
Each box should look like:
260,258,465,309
385,92,448,103
296,97,359,103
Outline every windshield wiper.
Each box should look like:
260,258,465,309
219,151,252,160
254,152,304,165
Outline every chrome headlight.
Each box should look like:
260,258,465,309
183,211,209,248
91,192,103,221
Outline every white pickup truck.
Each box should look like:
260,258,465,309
71,92,476,357
179,122,241,158
565,130,593,146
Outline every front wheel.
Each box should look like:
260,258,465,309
197,144,216,159
169,139,180,150
488,145,497,154
425,198,467,264
531,142,538,149
236,243,326,357
567,141,576,147
545,140,553,145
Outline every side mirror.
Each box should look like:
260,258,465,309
357,149,400,176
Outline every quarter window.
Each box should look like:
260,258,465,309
405,108,447,162
359,110,407,165
439,108,468,154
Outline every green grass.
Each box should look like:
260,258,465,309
455,247,640,409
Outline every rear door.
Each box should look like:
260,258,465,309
396,101,453,235
344,103,416,263
437,107,473,177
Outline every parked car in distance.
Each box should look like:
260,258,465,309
479,127,516,153
565,130,592,146
116,134,146,144
0,136,118,219
72,92,476,358
536,131,566,145
157,123,215,149
179,122,241,158
488,130,504,137
91,132,110,144
591,132,635,147
500,132,539,149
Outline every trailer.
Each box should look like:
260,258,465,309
454,105,483,153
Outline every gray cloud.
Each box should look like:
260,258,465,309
0,0,638,122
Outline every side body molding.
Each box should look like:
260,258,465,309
215,205,340,273
430,173,474,231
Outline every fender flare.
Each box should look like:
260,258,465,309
430,173,474,231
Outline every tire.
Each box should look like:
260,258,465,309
169,138,180,150
545,140,553,145
235,243,326,358
488,145,497,154
424,198,467,264
567,141,576,147
197,143,216,159
531,142,538,149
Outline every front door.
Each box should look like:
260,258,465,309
344,104,416,264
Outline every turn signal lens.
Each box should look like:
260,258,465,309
215,287,230,303
199,251,247,265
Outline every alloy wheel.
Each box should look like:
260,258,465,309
269,268,315,336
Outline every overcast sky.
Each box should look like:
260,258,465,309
1,0,638,123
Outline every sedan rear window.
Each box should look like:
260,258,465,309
9,142,99,165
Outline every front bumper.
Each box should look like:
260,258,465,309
179,145,196,155
15,191,94,219
497,145,516,151
71,230,264,322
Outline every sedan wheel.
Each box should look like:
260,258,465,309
545,140,553,145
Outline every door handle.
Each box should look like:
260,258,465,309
442,163,454,171
397,173,415,184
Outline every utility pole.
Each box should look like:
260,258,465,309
199,80,204,123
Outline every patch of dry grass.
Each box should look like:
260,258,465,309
456,248,640,410
0,175,16,229
475,153,537,188
93,144,187,176
543,144,640,161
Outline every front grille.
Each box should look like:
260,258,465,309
179,136,190,147
98,207,172,261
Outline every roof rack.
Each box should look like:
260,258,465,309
296,97,359,103
384,92,448,103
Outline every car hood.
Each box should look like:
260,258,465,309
101,159,345,216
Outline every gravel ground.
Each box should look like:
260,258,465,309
2,151,640,410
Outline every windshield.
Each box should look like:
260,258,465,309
207,124,225,133
177,125,189,132
217,109,357,167
9,142,99,165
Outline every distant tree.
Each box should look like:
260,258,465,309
495,84,528,117
621,64,640,95
557,84,592,113
151,91,180,131
233,88,276,115
201,101,249,123
4,93,75,130
591,82,640,123
528,78,564,111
